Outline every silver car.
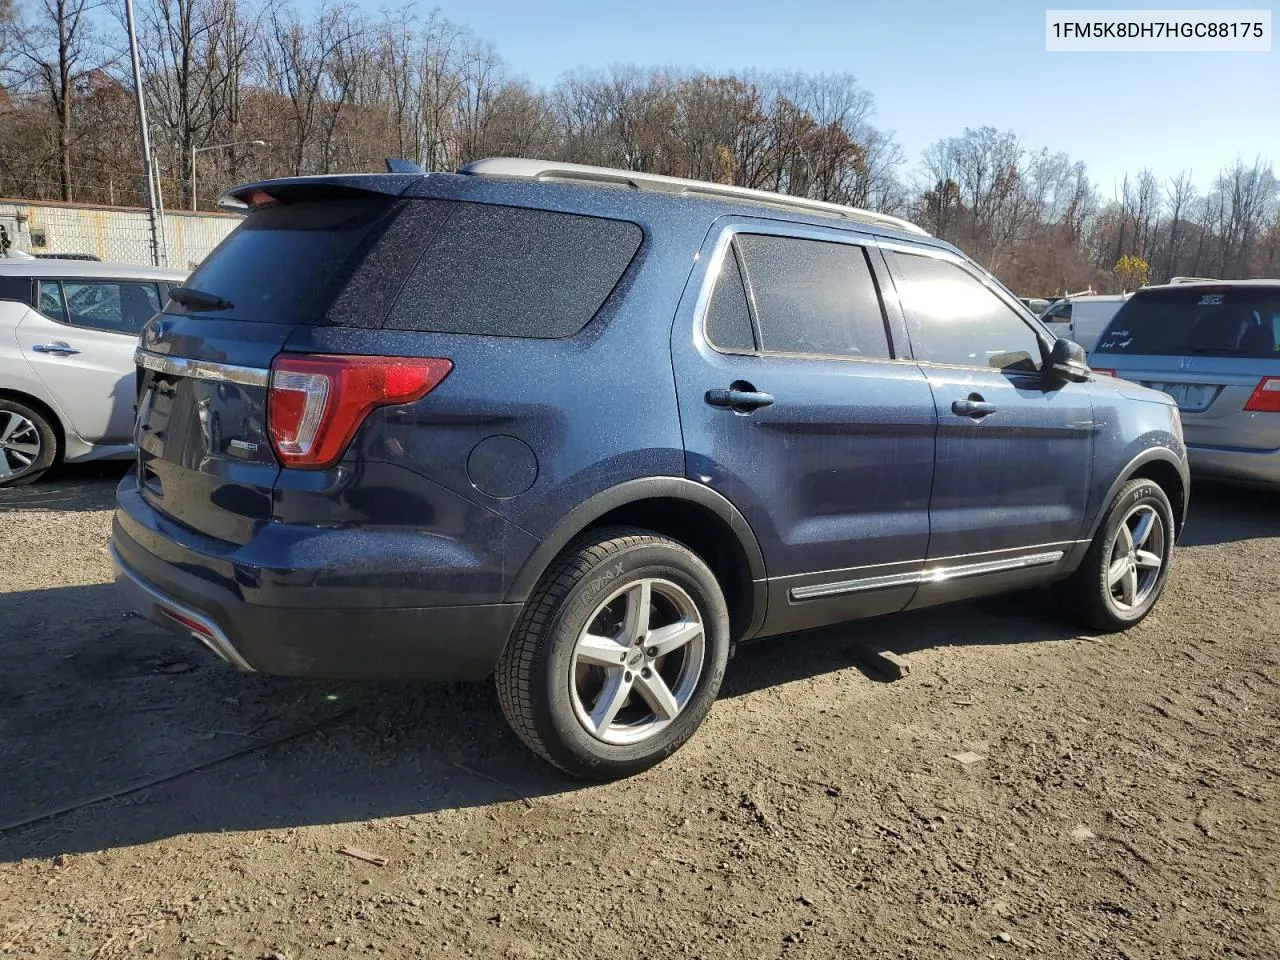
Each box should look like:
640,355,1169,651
0,256,188,486
1090,279,1280,487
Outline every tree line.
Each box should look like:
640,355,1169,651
1,0,1277,294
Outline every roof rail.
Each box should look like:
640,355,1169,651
459,158,930,236
1169,276,1219,284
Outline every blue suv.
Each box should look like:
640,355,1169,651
112,159,1189,779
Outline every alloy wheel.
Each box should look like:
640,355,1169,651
1106,504,1166,611
569,577,706,746
0,412,42,481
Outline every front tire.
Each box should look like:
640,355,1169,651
0,398,58,487
1056,478,1175,632
496,527,731,780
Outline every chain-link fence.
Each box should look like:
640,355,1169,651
0,199,241,272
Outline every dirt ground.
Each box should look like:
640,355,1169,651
1,464,1277,960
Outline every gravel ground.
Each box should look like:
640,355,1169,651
1,463,1277,959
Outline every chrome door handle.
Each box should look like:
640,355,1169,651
32,342,79,356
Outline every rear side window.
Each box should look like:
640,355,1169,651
734,234,889,359
1094,288,1280,358
892,252,1043,372
37,280,161,335
0,276,31,304
385,204,642,338
177,197,399,325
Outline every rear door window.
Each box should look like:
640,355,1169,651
892,252,1043,372
732,233,891,359
385,204,643,338
62,281,162,335
1094,287,1280,358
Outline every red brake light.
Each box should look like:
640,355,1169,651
268,354,452,469
1244,376,1280,413
1092,367,1118,377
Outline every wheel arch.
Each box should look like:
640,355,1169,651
505,477,768,642
0,387,66,465
1090,449,1188,541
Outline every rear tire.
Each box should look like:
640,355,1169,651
1055,478,1175,632
0,398,58,488
496,527,731,780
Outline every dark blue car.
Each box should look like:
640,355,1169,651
112,159,1189,779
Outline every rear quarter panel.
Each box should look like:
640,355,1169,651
279,197,699,543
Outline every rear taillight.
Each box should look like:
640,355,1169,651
268,354,452,469
1244,376,1280,413
1092,367,1118,377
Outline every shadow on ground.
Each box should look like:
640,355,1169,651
0,470,1272,863
1177,480,1280,547
0,461,130,514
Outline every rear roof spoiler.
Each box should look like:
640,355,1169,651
224,173,425,207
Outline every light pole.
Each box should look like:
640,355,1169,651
124,0,162,266
190,140,266,211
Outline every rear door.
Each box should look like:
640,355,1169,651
671,221,937,636
1091,285,1280,451
880,245,1094,605
16,278,162,443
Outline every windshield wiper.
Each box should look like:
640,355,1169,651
169,285,234,311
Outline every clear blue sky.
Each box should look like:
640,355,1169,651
409,0,1278,194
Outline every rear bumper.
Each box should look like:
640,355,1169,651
111,483,525,681
1187,443,1280,487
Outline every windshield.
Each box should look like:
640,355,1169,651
1093,287,1280,358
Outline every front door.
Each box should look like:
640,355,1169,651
671,221,938,637
881,246,1095,607
16,278,162,444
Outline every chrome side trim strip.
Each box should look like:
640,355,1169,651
109,541,256,672
790,569,922,601
135,348,269,388
788,550,1065,602
779,540,1079,586
924,550,1064,583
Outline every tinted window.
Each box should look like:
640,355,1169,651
387,204,642,338
894,253,1042,372
47,281,162,335
733,235,889,359
704,247,755,352
1094,287,1280,358
178,197,399,324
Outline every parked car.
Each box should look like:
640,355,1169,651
0,259,187,486
1039,294,1130,350
1090,279,1279,487
1019,297,1051,316
111,159,1188,779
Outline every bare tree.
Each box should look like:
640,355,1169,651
14,0,108,199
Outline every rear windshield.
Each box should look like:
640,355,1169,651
1094,287,1280,358
176,197,397,325
176,196,642,338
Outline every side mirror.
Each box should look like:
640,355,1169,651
1048,338,1090,383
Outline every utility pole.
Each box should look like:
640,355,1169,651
125,0,163,267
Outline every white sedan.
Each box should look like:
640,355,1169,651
0,256,188,485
